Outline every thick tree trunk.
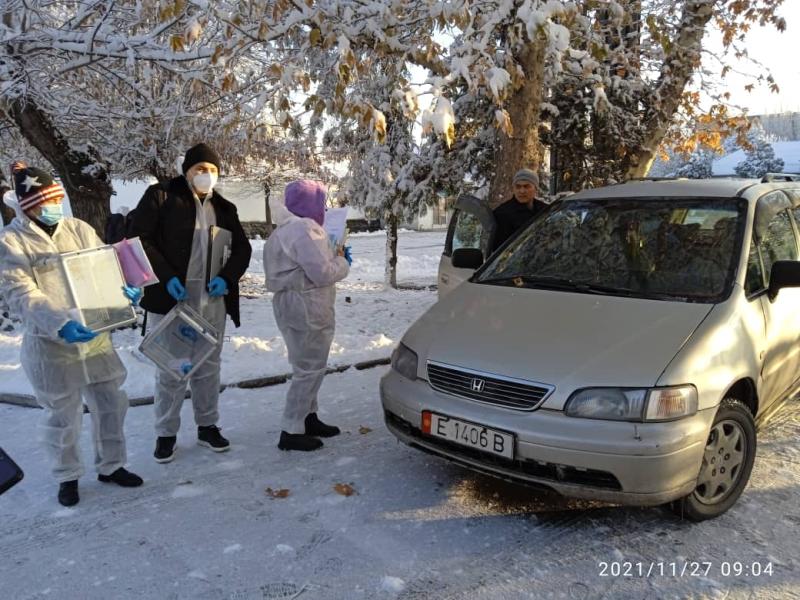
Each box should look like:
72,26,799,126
0,175,13,226
385,213,398,289
4,98,113,234
625,0,713,179
488,38,546,208
263,180,274,235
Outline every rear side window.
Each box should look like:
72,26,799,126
760,209,798,277
452,211,484,252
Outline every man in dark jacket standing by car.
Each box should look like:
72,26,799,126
491,169,549,252
130,143,252,463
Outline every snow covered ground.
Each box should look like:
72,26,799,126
1,230,800,599
1,368,799,599
0,230,445,398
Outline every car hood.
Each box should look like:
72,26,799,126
404,282,713,409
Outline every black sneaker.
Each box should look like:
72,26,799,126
154,436,177,463
278,431,323,452
197,425,230,452
98,467,144,487
58,480,79,507
305,413,341,438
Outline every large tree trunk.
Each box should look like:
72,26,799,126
488,38,546,208
263,179,274,236
625,0,713,178
4,98,113,234
385,213,398,289
0,174,13,226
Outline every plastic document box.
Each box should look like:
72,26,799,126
113,237,159,288
138,303,220,382
35,246,137,333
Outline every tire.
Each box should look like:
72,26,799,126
669,398,756,521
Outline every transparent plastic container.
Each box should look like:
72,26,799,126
36,246,138,333
138,303,220,382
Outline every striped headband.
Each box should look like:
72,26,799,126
18,182,65,211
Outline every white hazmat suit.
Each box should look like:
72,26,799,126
264,212,349,434
0,193,129,482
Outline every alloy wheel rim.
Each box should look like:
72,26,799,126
693,419,746,505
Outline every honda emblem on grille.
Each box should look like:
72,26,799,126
471,378,485,393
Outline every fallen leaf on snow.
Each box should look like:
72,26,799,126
266,487,291,499
333,483,357,497
359,426,372,435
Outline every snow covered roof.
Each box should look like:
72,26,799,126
568,178,758,201
713,141,800,175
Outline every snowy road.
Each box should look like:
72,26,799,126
1,366,799,600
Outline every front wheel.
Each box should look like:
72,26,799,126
669,398,756,521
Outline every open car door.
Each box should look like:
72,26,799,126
438,195,496,299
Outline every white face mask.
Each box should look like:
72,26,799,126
192,172,218,195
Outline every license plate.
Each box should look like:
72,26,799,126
422,412,514,459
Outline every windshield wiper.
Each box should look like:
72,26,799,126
479,276,684,300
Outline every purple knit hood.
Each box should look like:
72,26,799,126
284,180,326,226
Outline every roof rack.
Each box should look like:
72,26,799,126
761,173,800,183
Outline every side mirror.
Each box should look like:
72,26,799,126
452,248,484,270
768,260,800,300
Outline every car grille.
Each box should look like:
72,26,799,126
426,361,552,411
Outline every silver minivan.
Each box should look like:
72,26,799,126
381,178,800,520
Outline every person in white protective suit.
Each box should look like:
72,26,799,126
264,180,352,451
0,164,143,507
129,144,252,463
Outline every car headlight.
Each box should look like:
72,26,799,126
565,386,697,422
391,342,418,381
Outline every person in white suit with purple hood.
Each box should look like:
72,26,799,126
263,180,352,451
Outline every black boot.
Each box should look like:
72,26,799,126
154,436,177,463
304,413,341,438
58,480,79,507
278,431,323,452
98,467,144,487
197,425,230,452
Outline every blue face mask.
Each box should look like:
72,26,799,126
37,204,64,226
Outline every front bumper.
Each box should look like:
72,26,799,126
380,370,715,506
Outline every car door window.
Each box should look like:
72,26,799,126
451,211,484,252
760,209,798,280
745,238,765,296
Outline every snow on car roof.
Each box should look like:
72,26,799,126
567,178,759,201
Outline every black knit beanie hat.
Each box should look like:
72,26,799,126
182,143,221,174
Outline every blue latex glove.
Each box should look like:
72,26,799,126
207,276,228,297
166,277,187,301
343,246,353,266
179,325,199,342
58,320,97,344
122,285,142,306
180,362,193,375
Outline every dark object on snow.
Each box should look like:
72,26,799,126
278,431,323,451
154,436,177,463
197,425,230,452
58,480,79,506
305,412,340,438
98,467,144,487
345,296,351,303
0,447,24,495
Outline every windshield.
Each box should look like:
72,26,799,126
476,197,745,302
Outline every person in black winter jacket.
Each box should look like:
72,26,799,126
129,143,252,463
491,169,549,252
